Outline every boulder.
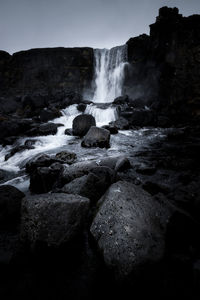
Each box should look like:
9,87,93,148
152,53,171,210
90,181,172,277
61,166,115,202
20,193,90,247
115,157,131,172
81,126,110,148
39,108,61,122
55,151,77,165
77,103,87,112
29,163,63,193
102,124,118,134
113,95,129,105
64,128,73,135
72,114,96,137
0,185,25,230
26,154,59,173
27,122,60,136
58,157,120,188
109,117,129,130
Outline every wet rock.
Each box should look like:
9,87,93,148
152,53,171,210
64,128,73,135
60,161,98,186
73,114,96,137
0,185,25,230
21,193,90,247
24,139,37,148
102,124,118,134
109,117,129,130
77,103,87,112
27,122,61,136
55,151,77,164
26,154,59,173
39,108,61,122
59,166,115,203
115,157,131,172
5,144,35,161
81,126,110,148
58,157,119,188
113,95,129,105
90,181,172,277
29,163,64,193
0,169,16,184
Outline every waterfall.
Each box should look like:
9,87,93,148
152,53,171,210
92,45,128,103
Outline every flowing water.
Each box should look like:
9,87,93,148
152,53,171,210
92,45,128,103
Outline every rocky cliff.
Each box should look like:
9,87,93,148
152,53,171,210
0,47,93,114
125,7,200,124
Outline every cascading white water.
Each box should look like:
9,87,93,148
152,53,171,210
85,104,118,127
92,45,128,103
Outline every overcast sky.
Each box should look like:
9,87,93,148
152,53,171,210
0,0,200,54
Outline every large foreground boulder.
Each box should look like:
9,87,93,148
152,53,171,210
21,193,90,247
81,126,110,148
72,114,96,136
90,181,172,277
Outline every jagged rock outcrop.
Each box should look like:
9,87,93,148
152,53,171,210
125,6,200,124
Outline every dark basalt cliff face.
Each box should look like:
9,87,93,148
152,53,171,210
0,47,93,104
125,7,200,124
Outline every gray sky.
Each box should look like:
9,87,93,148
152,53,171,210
1,0,200,54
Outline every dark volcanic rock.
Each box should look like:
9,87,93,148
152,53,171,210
39,108,61,122
109,117,129,130
90,181,172,277
55,151,77,164
125,7,200,125
58,157,119,188
77,103,87,112
115,157,131,172
81,126,110,148
61,166,115,203
72,114,96,137
26,154,59,173
102,124,118,134
64,128,73,136
0,47,93,100
0,185,25,230
20,193,90,247
29,163,63,193
0,118,33,145
27,122,60,136
113,95,129,105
